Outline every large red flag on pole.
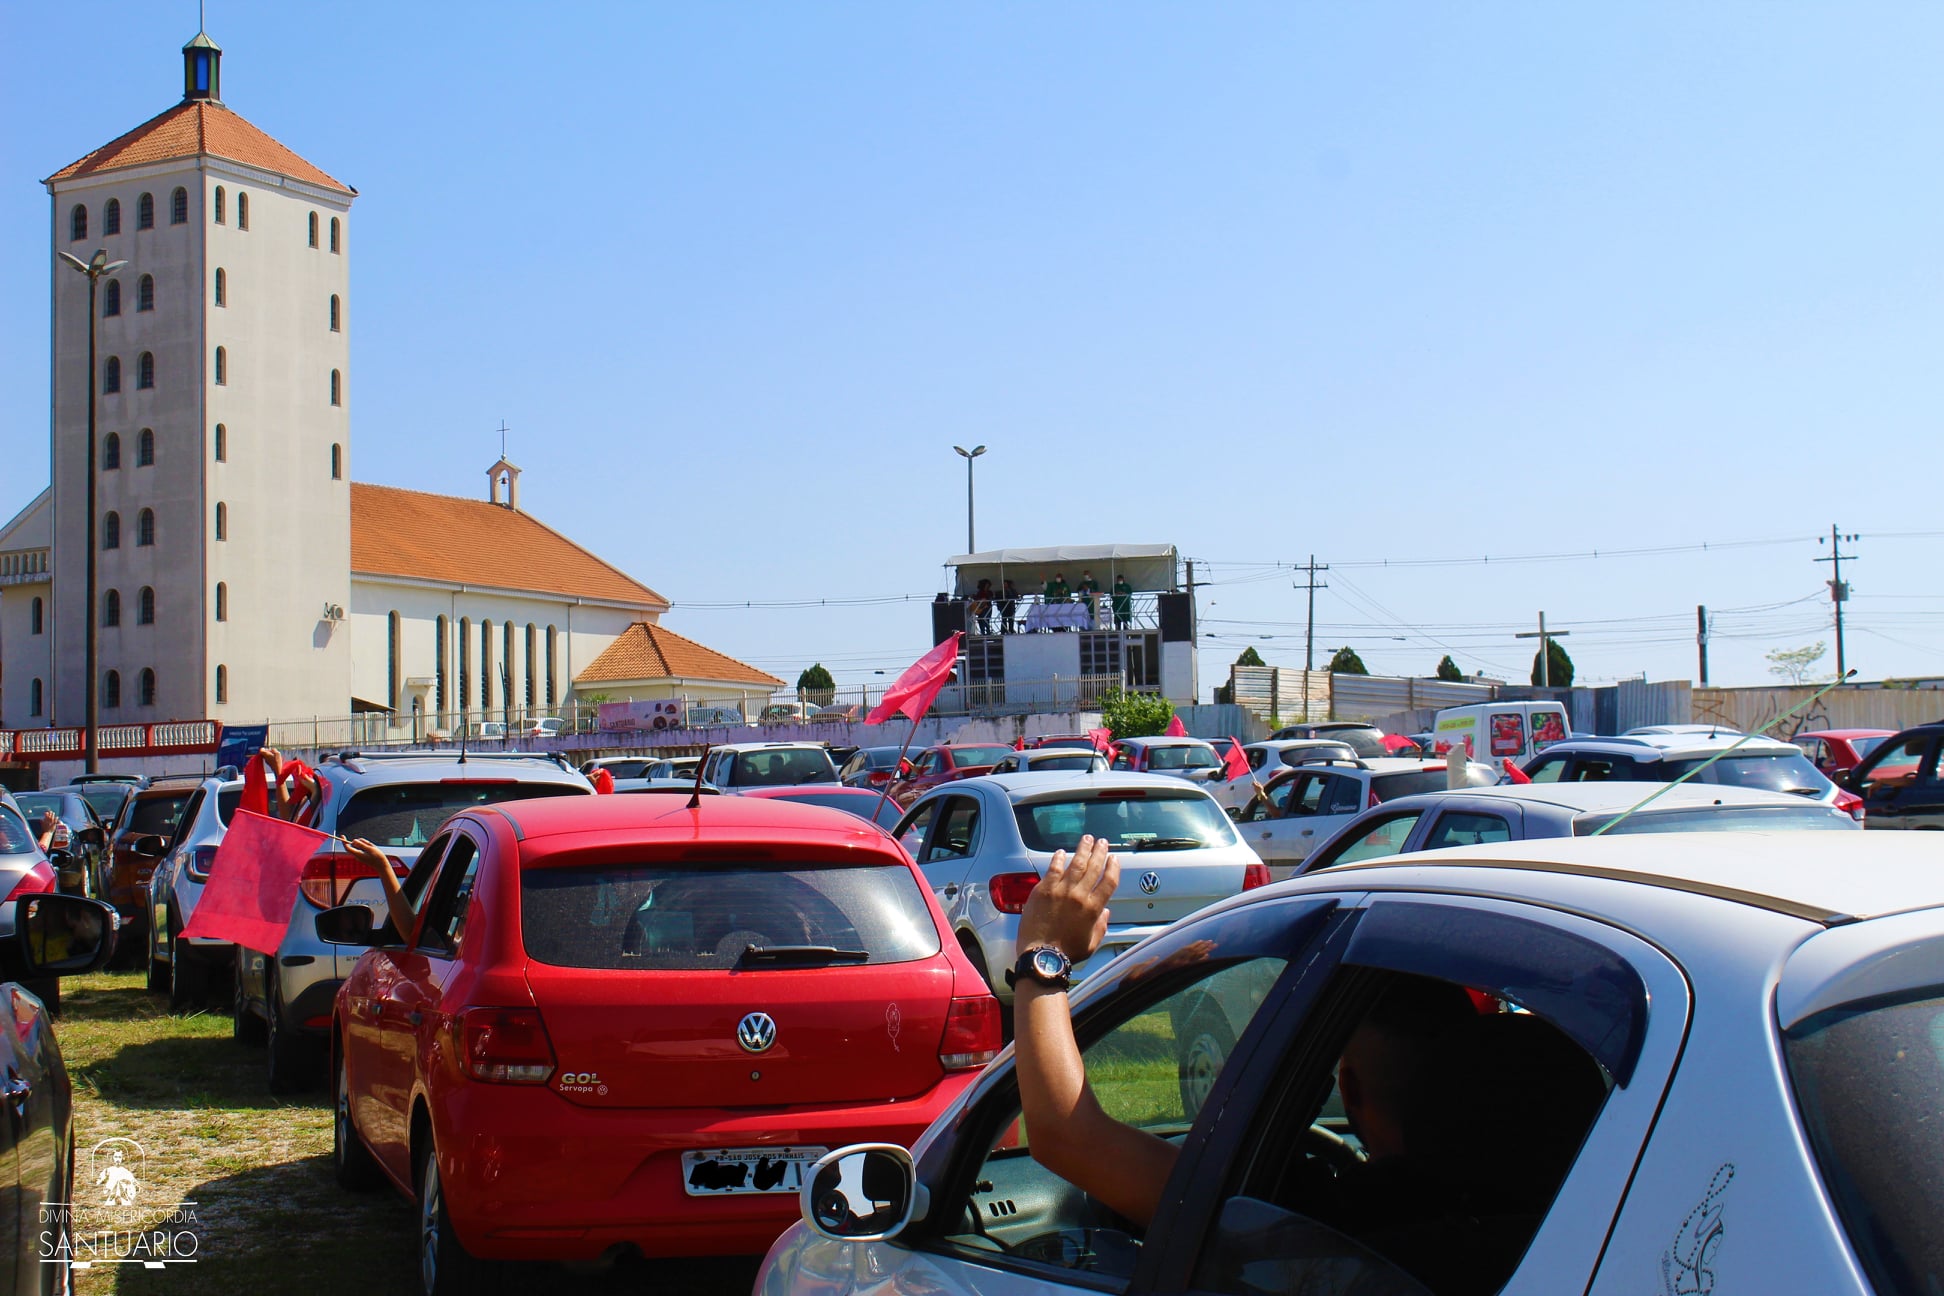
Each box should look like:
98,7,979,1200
180,811,329,953
866,633,963,726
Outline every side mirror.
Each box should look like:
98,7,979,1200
130,834,168,858
314,904,383,947
3,895,117,978
800,1144,924,1242
77,827,106,848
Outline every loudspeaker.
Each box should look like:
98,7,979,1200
1158,593,1192,642
933,599,967,645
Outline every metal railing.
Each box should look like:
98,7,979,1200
951,590,1163,636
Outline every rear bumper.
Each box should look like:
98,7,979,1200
436,1073,980,1262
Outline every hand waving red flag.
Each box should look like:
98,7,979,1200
866,633,963,726
180,810,329,953
1222,737,1251,782
1164,714,1188,738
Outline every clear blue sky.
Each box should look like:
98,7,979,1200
6,3,1940,698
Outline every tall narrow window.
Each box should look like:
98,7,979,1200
136,509,155,547
137,429,154,465
137,275,154,312
30,598,43,635
330,217,340,253
138,668,156,707
387,611,401,711
525,624,538,707
330,444,342,479
103,432,121,470
214,424,227,462
215,665,228,705
545,625,558,706
308,212,319,248
215,582,227,621
214,186,225,224
137,352,154,390
214,346,227,385
102,280,121,317
435,616,449,716
137,193,154,230
330,369,341,406
104,198,121,236
170,187,188,224
29,679,41,718
214,502,227,542
236,192,249,230
481,621,494,718
102,589,120,627
70,205,87,242
459,618,472,709
102,357,121,394
104,671,121,709
103,512,120,550
138,587,155,625
503,622,516,712
329,294,340,331
214,268,226,306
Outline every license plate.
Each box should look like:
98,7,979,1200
682,1146,828,1196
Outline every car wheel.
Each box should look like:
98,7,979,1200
146,923,169,994
168,919,206,1014
417,1139,487,1295
1177,1005,1236,1119
232,953,266,1046
334,1043,383,1191
265,973,317,1094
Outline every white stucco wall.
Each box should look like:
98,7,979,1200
0,578,53,728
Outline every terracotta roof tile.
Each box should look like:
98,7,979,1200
576,623,782,688
46,101,351,193
350,483,665,608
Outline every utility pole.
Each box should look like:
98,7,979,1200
1696,605,1710,687
1814,525,1859,680
1516,612,1571,689
1295,557,1328,722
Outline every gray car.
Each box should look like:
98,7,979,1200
892,772,1265,1005
233,752,592,1093
145,774,246,1013
700,742,838,790
987,749,1109,775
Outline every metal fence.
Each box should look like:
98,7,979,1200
1226,666,1493,724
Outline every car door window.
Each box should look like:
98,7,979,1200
1316,811,1424,868
1420,810,1513,851
1323,776,1364,817
1524,755,1567,783
1287,775,1330,817
894,801,938,858
1113,746,1135,770
169,790,205,848
923,798,981,863
415,834,481,954
1853,734,1929,796
1567,754,1638,782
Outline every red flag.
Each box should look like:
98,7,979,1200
1164,714,1187,737
1223,737,1250,782
1088,728,1113,753
1502,757,1532,785
591,768,615,795
180,810,329,953
1013,737,1026,751
866,633,962,726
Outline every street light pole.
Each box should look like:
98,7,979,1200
952,445,986,553
59,249,126,775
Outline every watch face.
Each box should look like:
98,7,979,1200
1031,947,1069,979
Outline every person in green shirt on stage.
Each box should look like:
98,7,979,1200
1112,575,1134,630
1044,572,1070,603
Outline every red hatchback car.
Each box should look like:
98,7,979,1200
323,794,1000,1293
887,743,1015,807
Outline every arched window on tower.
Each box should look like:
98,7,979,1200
137,352,155,390
216,582,227,622
102,512,120,550
102,589,120,627
136,509,155,547
30,598,42,636
481,621,494,719
330,369,341,406
137,193,154,230
214,186,225,224
69,205,87,242
104,671,121,709
545,625,558,706
104,198,121,236
525,625,538,708
435,616,449,719
138,668,156,707
137,429,154,466
458,618,472,710
215,664,228,705
388,611,402,712
102,279,121,317
214,347,227,385
102,357,121,395
503,622,516,714
103,432,121,470
214,502,227,542
330,217,341,253
330,294,340,331
330,444,342,480
29,679,42,718
137,275,154,312
214,424,227,462
170,187,188,224
236,192,249,230
308,212,319,248
214,268,226,307
138,587,155,625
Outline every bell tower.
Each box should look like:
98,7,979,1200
182,31,221,104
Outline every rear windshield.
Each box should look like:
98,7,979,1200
1035,738,1098,751
18,794,89,829
1371,770,1453,801
1785,989,1944,1293
1147,745,1220,770
597,760,656,780
1573,805,1857,836
1848,735,1888,761
521,863,940,970
125,792,196,838
733,749,836,786
950,745,1014,768
764,792,903,829
1014,795,1235,852
338,782,584,848
1031,754,1101,771
1326,728,1388,759
0,808,37,855
1664,752,1831,796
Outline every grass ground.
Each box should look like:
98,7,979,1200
56,971,759,1296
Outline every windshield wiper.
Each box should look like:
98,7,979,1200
738,945,869,967
1130,837,1204,852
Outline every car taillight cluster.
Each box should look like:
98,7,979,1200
938,996,1001,1070
456,1007,555,1084
987,872,1040,914
185,845,220,882
297,852,403,909
2,860,57,903
1835,789,1866,823
1241,863,1272,891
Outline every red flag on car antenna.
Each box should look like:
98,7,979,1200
1164,714,1187,737
866,633,962,727
180,810,330,953
1088,728,1113,753
1013,736,1026,751
1502,757,1532,785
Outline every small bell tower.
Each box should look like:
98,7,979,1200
183,30,221,103
487,457,522,511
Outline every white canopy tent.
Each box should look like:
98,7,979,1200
944,543,1179,596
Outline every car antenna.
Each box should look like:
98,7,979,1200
687,746,710,810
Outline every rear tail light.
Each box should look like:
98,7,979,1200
297,852,403,909
2,861,57,903
456,1007,556,1084
186,845,220,882
868,770,892,785
939,996,1001,1070
988,872,1040,914
1241,863,1272,891
1836,789,1865,822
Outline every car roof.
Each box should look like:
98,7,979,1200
711,742,831,753
970,771,1220,801
738,785,880,799
320,755,586,787
1249,738,1355,750
485,792,901,854
1119,736,1213,747
1317,831,1944,925
1541,734,1800,758
1797,728,1897,740
1372,782,1834,816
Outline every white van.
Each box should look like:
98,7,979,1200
1431,701,1571,767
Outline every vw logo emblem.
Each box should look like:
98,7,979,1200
737,1012,778,1054
1139,871,1161,896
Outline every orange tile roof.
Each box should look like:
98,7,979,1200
576,623,783,688
45,100,351,193
350,483,666,608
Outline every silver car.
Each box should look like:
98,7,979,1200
891,773,1266,1004
233,752,592,1093
145,774,245,1014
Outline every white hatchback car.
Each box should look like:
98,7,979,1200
1238,758,1497,875
1212,739,1359,811
757,832,1944,1296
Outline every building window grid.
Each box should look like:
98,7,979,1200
214,268,226,307
330,294,340,331
102,280,121,317
69,205,86,242
30,598,43,636
137,275,154,312
102,357,121,395
480,621,493,720
137,429,154,466
138,668,155,707
503,622,515,714
525,624,538,708
330,369,341,406
329,217,340,253
458,618,472,710
136,509,155,548
170,187,188,225
236,192,248,230
308,212,319,248
214,346,226,385
331,444,342,479
387,611,401,713
215,664,228,705
103,589,120,627
215,582,227,622
138,587,155,625
214,186,225,224
102,512,120,550
103,433,121,470
137,352,154,390
545,626,558,706
104,671,121,709
214,424,227,462
214,502,226,542
29,679,42,718
137,193,154,230
104,198,121,236
434,617,448,718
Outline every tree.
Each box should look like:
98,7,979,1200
1766,641,1828,686
1327,646,1368,675
1100,687,1176,740
1530,639,1575,688
1233,646,1266,668
796,663,836,706
1435,655,1464,682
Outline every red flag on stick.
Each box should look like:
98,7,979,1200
1088,728,1113,753
1164,714,1187,737
1501,757,1532,785
591,768,615,795
180,810,329,953
866,633,963,726
1222,737,1251,783
1013,736,1026,751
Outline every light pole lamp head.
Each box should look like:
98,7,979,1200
953,445,987,460
56,252,88,274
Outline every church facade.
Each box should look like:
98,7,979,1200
3,32,778,738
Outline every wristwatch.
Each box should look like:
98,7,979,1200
1006,945,1073,991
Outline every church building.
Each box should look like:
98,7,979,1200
2,31,778,738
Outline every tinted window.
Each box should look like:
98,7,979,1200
338,782,583,848
1574,804,1856,835
1421,810,1513,850
0,808,37,855
1847,735,1888,761
1324,727,1387,759
74,785,131,822
950,745,1013,768
923,798,981,861
1853,734,1933,796
1525,754,1568,783
125,793,195,838
1786,990,1944,1294
1664,752,1831,795
216,789,243,825
18,795,91,830
1029,754,1100,771
733,749,836,786
1566,754,1640,782
1320,811,1423,866
1148,744,1221,770
521,863,939,969
768,791,903,828
1369,770,1449,802
1014,795,1235,852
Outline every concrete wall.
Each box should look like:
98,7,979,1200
0,578,52,727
